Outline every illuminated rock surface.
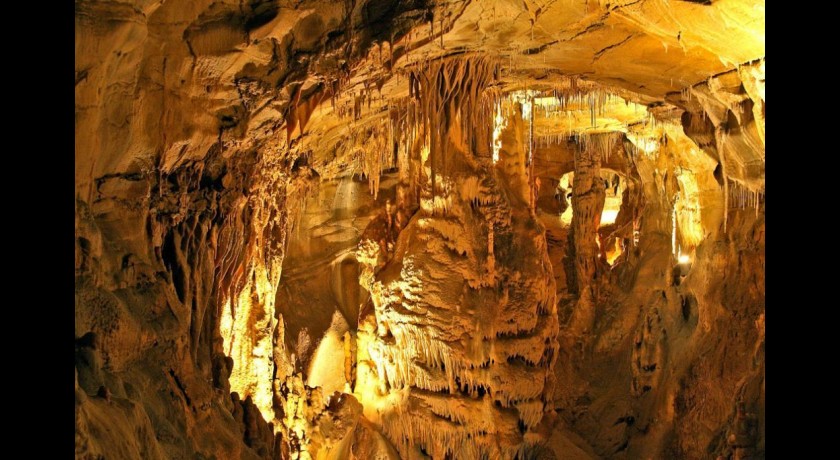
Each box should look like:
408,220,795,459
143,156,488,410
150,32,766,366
75,1,764,458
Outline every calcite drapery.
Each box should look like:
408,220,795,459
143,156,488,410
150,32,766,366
355,57,560,458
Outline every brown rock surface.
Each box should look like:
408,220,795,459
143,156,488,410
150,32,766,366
76,1,764,458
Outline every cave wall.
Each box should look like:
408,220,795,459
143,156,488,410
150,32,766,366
75,0,428,457
523,79,764,459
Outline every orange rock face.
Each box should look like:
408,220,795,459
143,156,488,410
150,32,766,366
76,1,764,458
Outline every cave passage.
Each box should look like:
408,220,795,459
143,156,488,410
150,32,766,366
76,1,765,459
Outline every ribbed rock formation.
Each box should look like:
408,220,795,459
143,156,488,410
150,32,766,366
354,58,559,458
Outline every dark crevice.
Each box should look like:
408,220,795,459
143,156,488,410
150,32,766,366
169,369,193,407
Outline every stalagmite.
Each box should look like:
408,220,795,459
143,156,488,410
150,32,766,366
568,136,607,334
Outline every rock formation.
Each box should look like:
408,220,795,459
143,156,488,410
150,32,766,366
75,1,765,458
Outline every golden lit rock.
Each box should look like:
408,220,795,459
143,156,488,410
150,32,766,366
76,0,764,458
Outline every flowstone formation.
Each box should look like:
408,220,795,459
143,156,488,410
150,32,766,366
355,57,559,458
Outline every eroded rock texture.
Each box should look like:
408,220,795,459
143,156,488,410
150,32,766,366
354,58,559,458
76,1,764,458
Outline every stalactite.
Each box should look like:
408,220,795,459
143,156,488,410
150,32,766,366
672,192,679,257
406,55,496,212
727,180,765,215
717,126,730,233
579,131,622,162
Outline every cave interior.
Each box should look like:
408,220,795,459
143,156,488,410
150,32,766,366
75,0,765,458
